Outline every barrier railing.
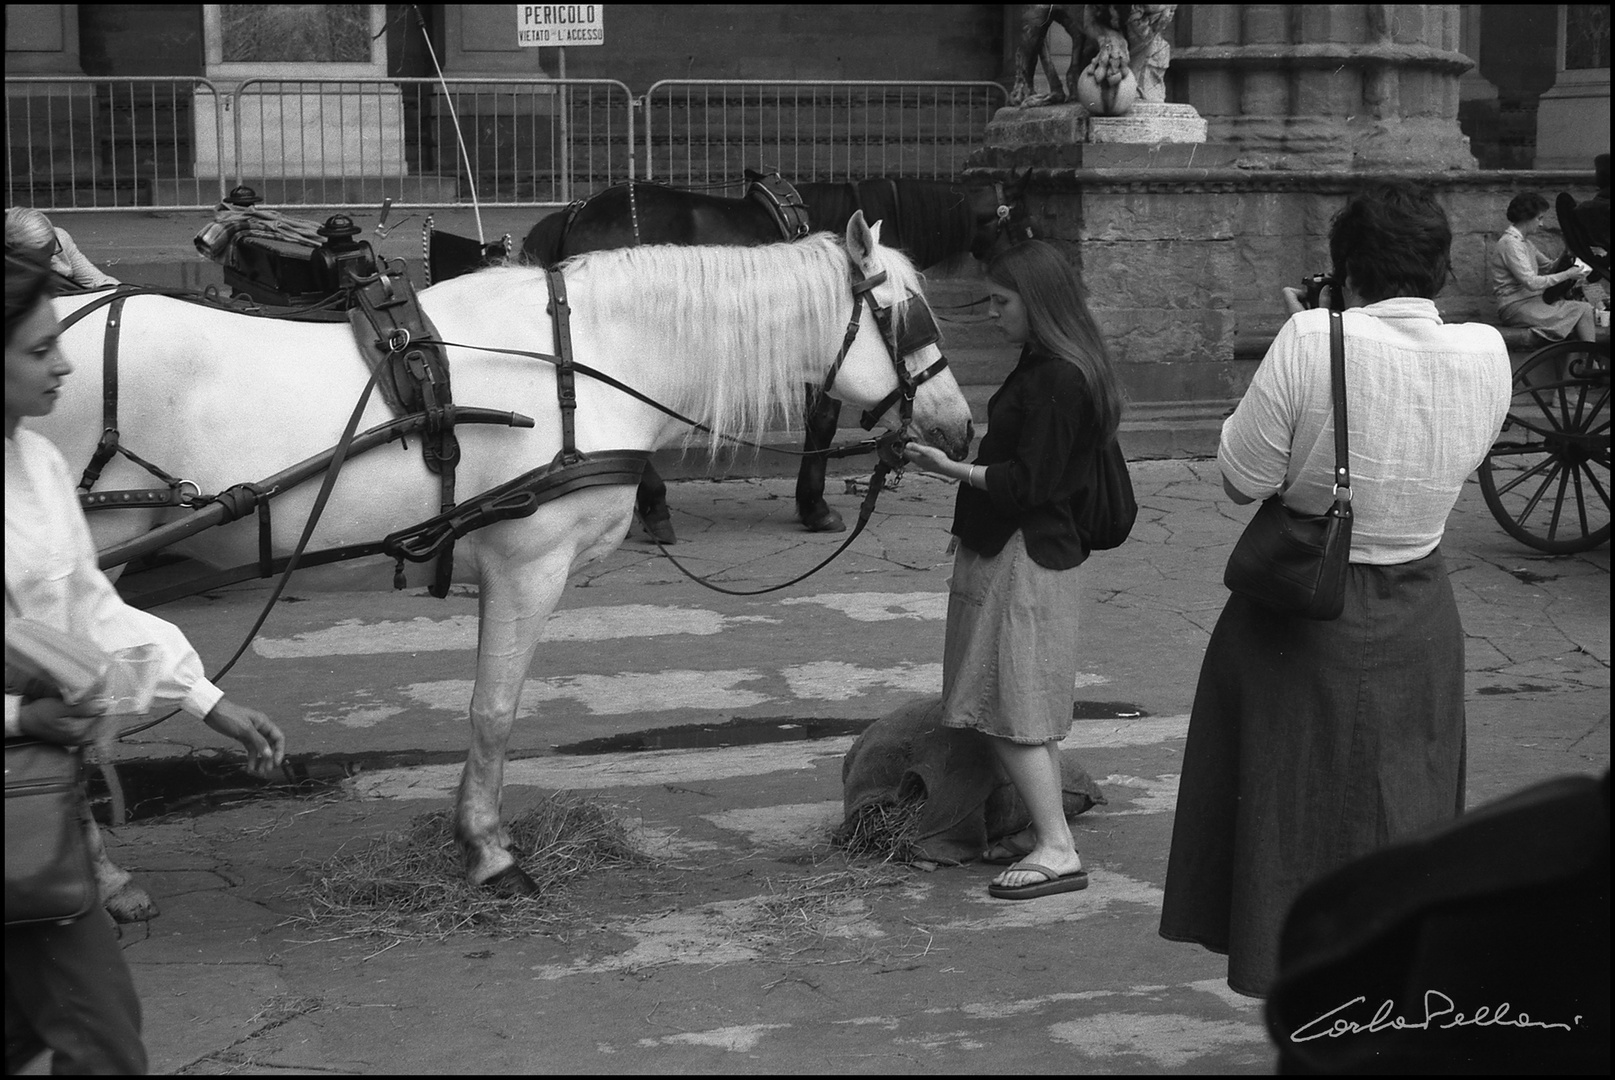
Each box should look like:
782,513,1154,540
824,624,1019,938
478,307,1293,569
642,79,1007,191
227,77,635,208
5,76,226,211
8,76,1007,213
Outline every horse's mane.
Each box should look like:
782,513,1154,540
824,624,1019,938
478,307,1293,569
797,179,974,270
489,233,926,451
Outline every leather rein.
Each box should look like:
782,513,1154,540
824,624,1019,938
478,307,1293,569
64,255,951,602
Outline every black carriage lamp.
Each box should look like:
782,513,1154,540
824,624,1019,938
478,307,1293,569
225,184,261,208
316,214,377,291
318,214,364,250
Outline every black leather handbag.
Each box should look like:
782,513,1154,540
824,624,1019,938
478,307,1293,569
5,738,97,926
1222,309,1354,621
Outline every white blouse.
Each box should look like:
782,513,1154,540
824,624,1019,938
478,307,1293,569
5,428,222,734
1219,299,1513,565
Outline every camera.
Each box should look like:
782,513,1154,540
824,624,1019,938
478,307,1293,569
1300,272,1344,311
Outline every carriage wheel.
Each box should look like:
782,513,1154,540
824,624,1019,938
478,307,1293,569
1477,340,1611,554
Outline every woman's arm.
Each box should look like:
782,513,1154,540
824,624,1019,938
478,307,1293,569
1497,231,1578,293
1218,315,1305,503
34,440,226,719
52,228,119,288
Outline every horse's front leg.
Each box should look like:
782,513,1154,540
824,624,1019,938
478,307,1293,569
455,546,576,893
796,385,846,532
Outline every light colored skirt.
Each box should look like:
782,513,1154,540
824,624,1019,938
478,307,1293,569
940,531,1083,745
1498,293,1594,342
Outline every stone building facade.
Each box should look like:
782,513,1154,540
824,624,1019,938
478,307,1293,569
6,4,1609,422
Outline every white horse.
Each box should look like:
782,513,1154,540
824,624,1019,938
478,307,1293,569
37,213,973,891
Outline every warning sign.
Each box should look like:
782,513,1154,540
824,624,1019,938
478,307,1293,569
517,4,605,47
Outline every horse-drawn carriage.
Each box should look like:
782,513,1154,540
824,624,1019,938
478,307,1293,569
42,186,975,890
1476,188,1611,554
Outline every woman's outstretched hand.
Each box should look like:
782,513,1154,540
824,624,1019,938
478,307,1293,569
202,697,286,779
903,442,958,478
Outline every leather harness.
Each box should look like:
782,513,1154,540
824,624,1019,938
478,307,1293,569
67,236,943,604
347,266,461,596
744,169,812,240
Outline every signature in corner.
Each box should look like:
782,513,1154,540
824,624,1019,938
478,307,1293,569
1290,991,1582,1042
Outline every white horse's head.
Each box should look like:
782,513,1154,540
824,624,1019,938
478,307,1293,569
827,211,973,461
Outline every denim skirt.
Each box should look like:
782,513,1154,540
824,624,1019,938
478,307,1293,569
940,531,1083,745
1158,550,1467,998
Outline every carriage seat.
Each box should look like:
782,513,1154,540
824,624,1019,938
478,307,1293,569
206,210,379,308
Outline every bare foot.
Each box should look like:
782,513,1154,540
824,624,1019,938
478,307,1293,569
983,827,1036,863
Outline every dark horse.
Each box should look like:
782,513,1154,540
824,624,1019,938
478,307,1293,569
521,171,1035,539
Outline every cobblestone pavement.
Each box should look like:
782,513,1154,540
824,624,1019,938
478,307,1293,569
23,460,1608,1074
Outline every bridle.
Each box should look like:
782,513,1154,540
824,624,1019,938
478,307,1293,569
821,260,950,433
650,252,955,596
992,180,1039,247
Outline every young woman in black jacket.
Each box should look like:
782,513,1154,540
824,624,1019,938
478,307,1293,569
904,239,1122,899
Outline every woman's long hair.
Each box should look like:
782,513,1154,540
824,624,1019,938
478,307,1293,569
987,240,1122,443
5,244,56,345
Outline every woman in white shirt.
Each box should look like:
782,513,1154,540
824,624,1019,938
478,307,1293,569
5,206,120,290
4,246,284,1073
1488,191,1595,343
1158,183,1514,998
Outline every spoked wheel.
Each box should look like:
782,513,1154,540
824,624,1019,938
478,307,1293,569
1478,340,1611,553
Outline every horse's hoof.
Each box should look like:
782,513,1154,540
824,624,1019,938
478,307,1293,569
801,506,846,533
105,884,160,923
642,513,677,544
481,863,542,898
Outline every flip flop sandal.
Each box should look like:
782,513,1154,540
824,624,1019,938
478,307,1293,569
988,860,1090,900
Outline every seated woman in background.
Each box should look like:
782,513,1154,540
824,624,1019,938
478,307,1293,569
4,206,120,290
1488,192,1594,343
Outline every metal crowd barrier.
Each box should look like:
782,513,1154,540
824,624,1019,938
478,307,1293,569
642,79,1008,191
5,76,227,211
8,76,1008,212
226,77,635,208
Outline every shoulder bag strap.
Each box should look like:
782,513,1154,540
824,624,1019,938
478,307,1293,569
1329,310,1352,508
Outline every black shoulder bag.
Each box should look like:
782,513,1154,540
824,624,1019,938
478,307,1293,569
1222,309,1354,620
1075,436,1138,551
5,592,102,926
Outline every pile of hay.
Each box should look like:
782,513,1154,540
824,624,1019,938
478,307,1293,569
830,796,927,865
750,864,928,968
286,794,648,942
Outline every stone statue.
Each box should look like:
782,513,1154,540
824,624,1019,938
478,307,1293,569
1009,4,1178,115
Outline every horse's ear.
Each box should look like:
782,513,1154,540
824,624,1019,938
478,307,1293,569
1010,164,1033,196
846,209,877,264
870,218,884,244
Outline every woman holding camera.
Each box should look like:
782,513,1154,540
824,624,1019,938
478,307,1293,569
1489,191,1596,343
5,245,284,1073
1158,182,1514,997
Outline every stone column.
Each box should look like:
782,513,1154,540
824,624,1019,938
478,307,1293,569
1534,4,1611,170
1170,4,1476,169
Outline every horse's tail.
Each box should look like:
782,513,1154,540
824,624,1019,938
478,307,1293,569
521,209,570,267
